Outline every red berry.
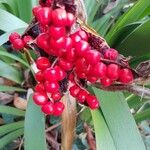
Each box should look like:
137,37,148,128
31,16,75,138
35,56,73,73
35,83,45,92
84,50,101,65
77,29,88,41
53,102,64,116
75,40,90,56
119,68,133,84
44,68,58,82
51,91,62,101
107,64,120,80
92,62,107,78
32,5,41,16
9,32,20,43
76,71,87,79
23,36,33,46
49,25,66,39
66,13,75,26
87,75,98,83
70,33,81,45
69,85,81,97
36,57,51,71
104,48,118,60
36,7,51,26
65,48,76,62
45,81,60,93
78,90,88,103
101,77,112,87
35,71,44,82
51,8,67,26
54,66,66,81
41,102,54,115
33,92,48,105
58,58,73,71
65,37,73,52
86,95,100,109
12,39,25,50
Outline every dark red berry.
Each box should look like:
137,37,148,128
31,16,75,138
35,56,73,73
87,75,98,83
77,90,88,103
9,32,20,43
58,58,73,71
65,48,76,62
101,77,112,87
44,68,58,82
41,102,54,115
66,13,75,26
77,29,88,41
86,95,100,109
69,85,81,97
70,33,81,45
54,66,66,81
32,5,41,16
45,81,60,93
33,92,48,105
104,48,118,60
23,36,33,46
12,39,25,50
51,91,62,101
35,71,44,82
53,102,64,116
35,83,45,92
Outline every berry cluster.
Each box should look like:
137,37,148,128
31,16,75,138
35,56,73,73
8,0,134,116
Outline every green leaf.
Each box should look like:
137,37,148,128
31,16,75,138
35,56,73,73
0,121,24,136
91,110,116,150
93,88,146,150
0,128,24,149
106,0,150,45
24,94,47,150
0,27,26,45
0,50,30,68
0,85,26,92
17,0,38,23
0,9,28,32
0,60,23,84
0,105,25,116
134,108,150,123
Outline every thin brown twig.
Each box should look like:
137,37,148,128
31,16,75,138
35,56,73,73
18,138,24,150
45,122,62,132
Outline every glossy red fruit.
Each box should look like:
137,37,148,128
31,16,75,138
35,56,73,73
69,85,81,97
36,7,51,26
41,102,54,115
84,50,101,65
35,83,45,92
9,32,20,43
70,33,81,45
44,68,58,81
32,5,41,16
104,48,119,60
51,91,62,101
54,66,66,81
86,95,100,109
107,64,120,80
45,81,60,93
12,39,25,50
53,102,64,116
58,58,73,71
51,8,67,26
119,68,133,84
101,77,112,87
76,71,87,79
65,48,76,62
36,33,50,53
35,71,44,82
93,62,107,78
49,25,66,39
65,37,73,52
87,75,98,83
36,57,51,71
75,40,90,56
23,36,33,46
77,90,88,103
66,13,75,26
33,92,48,105
77,29,88,41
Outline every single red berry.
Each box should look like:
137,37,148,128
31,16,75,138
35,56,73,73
107,64,120,80
36,7,51,26
53,102,64,116
12,39,25,50
92,62,107,78
49,25,66,39
36,57,51,71
35,71,44,82
44,68,58,82
58,58,73,71
51,91,62,101
66,13,75,26
77,29,88,41
86,95,100,109
35,83,45,92
75,40,90,56
32,5,41,16
76,71,87,79
70,33,81,45
84,49,101,65
41,102,54,115
9,32,20,43
33,92,48,105
104,48,119,60
87,75,98,83
23,36,33,46
54,66,66,81
101,77,112,87
77,90,88,103
51,8,67,26
119,68,133,84
65,48,76,62
45,81,60,93
65,37,73,52
69,85,81,97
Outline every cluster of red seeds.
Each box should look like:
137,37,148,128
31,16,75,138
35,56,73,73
8,0,134,116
